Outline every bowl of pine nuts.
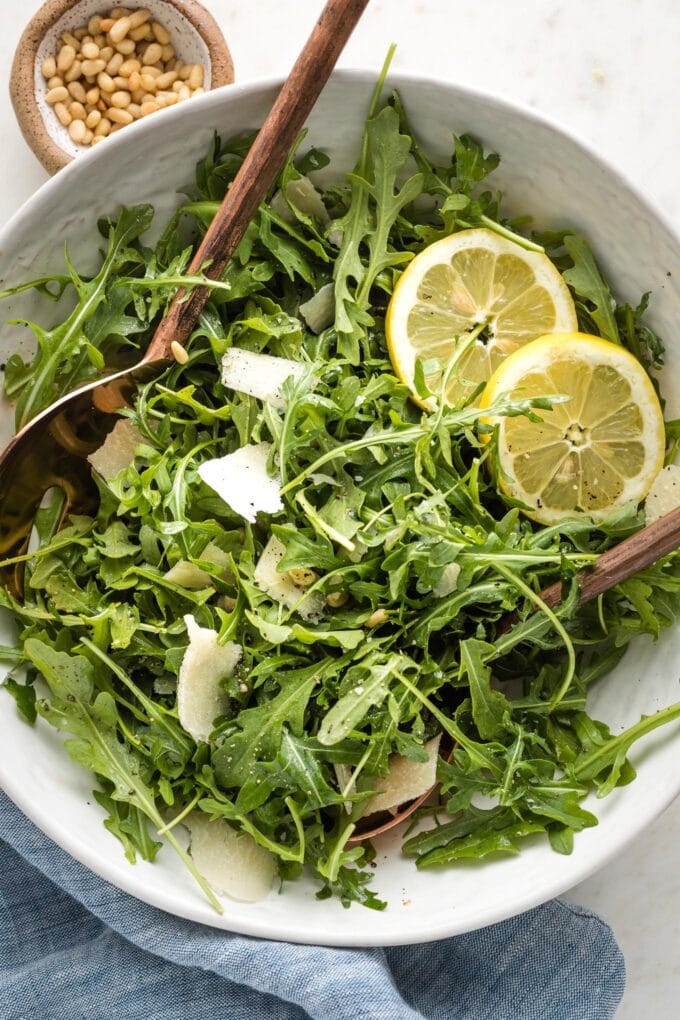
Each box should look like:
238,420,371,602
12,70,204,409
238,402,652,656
10,0,234,174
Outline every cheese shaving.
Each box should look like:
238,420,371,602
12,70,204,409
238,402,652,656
87,419,145,480
362,734,441,816
645,464,680,524
254,535,324,623
221,349,307,410
198,442,283,523
177,615,242,742
186,813,275,902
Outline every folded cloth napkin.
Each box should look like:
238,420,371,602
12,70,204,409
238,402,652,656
0,790,624,1020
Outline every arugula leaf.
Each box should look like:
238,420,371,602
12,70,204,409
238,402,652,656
562,234,620,343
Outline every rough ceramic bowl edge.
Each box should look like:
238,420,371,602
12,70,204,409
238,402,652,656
10,0,234,175
1,69,679,945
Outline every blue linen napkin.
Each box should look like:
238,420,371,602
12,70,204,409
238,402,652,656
0,789,624,1020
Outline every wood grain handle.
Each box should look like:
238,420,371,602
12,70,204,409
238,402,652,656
538,504,680,610
145,0,370,362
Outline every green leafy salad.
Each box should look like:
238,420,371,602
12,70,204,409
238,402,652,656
2,67,680,912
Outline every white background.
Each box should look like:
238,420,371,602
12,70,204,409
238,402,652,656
1,1,679,1015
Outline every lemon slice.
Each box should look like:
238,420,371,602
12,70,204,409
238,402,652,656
386,227,578,406
480,332,666,524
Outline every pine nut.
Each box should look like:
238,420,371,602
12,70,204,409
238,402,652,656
142,43,163,66
161,45,175,64
116,39,136,55
131,88,146,104
100,19,115,32
140,73,158,92
95,117,111,136
47,75,63,89
81,42,100,60
111,6,131,16
41,56,57,79
119,58,141,77
99,46,114,62
155,71,177,89
127,103,141,119
64,61,83,83
189,65,204,90
109,17,131,45
74,28,87,41
91,134,106,146
86,109,101,128
61,32,79,49
67,81,87,103
69,101,86,120
82,59,106,76
177,84,191,101
366,608,389,628
83,128,94,144
46,86,68,104
111,90,132,108
97,99,107,111
129,24,152,43
157,91,178,106
106,53,124,75
140,101,160,117
326,590,348,608
128,8,151,29
97,72,115,93
128,71,141,91
57,45,76,72
69,119,86,143
108,107,133,125
86,87,100,104
170,341,188,364
152,22,171,45
192,87,205,97
141,65,161,77
54,102,72,126
178,64,192,81
88,15,102,36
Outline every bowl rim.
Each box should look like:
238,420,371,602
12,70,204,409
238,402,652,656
10,0,235,175
1,68,680,945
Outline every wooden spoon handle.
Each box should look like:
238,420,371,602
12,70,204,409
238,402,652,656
537,505,680,611
145,0,370,362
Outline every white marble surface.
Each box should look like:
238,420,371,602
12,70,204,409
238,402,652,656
0,1,679,1015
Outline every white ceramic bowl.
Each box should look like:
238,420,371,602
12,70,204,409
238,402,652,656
1,72,680,946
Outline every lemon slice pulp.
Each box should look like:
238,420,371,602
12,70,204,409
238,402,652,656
480,332,666,524
386,227,578,406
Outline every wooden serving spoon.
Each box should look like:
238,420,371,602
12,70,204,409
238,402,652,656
0,0,370,597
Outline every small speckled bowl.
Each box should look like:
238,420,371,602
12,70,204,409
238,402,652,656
11,0,234,175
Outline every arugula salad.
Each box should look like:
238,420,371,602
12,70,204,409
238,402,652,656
3,68,680,912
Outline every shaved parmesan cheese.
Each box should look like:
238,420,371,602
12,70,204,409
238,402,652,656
362,734,441,817
164,542,231,590
221,349,306,409
433,562,461,598
299,283,336,334
186,813,275,902
198,442,283,523
177,615,242,742
645,464,680,524
254,535,324,623
88,419,144,480
270,175,330,226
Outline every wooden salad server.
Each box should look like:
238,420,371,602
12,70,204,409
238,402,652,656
0,0,370,597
